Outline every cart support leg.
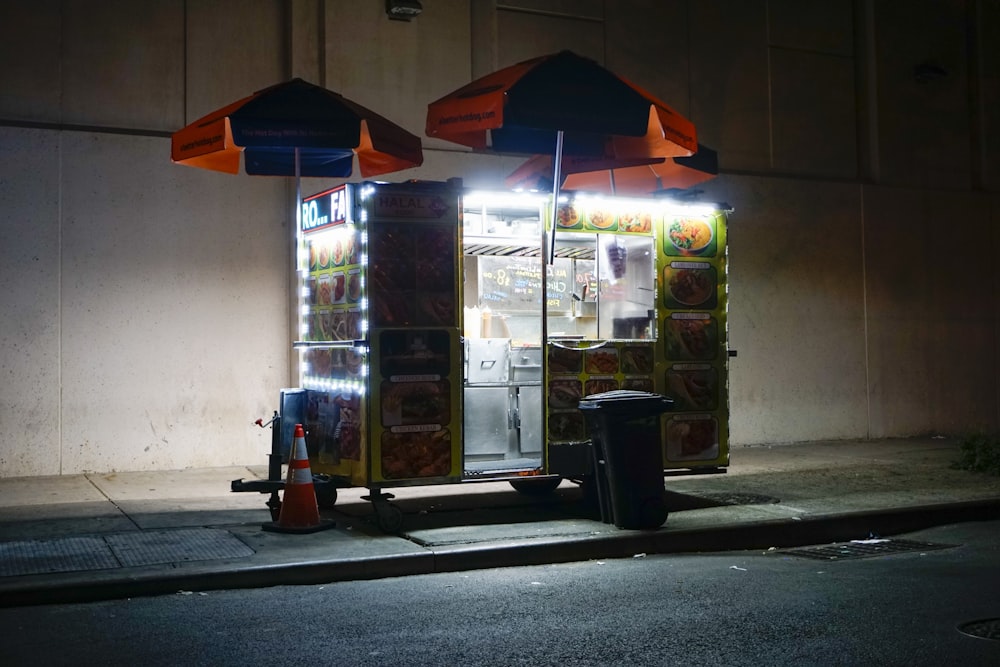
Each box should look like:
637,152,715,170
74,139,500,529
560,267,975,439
266,491,282,521
361,489,404,533
267,411,283,482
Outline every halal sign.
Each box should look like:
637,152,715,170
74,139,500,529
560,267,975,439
301,184,350,233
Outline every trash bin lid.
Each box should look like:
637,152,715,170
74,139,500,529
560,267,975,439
577,389,673,413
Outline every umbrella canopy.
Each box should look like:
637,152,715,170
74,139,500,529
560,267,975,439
172,78,423,178
506,144,718,196
426,50,699,263
425,50,697,160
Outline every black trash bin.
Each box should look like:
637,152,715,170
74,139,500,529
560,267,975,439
578,390,673,530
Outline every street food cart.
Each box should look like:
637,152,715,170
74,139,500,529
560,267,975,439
236,180,730,530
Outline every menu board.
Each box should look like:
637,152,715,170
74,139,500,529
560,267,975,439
478,255,572,313
302,223,364,343
365,182,463,484
369,335,461,483
370,328,461,481
297,185,367,482
545,341,657,443
553,203,656,235
658,212,729,465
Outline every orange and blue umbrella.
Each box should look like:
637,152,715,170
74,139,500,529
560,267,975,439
426,50,697,161
172,78,423,178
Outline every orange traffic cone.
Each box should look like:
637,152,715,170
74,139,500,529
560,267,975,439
263,424,335,534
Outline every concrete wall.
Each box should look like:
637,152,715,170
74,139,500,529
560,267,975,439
1,0,998,476
0,0,292,475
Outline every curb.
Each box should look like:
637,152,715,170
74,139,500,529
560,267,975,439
3,498,998,608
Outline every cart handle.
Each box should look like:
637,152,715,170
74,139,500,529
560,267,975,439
254,412,279,429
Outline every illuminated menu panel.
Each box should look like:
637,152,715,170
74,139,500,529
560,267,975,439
297,184,366,395
364,183,463,484
658,211,729,466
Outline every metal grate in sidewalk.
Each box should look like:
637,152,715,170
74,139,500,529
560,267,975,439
105,528,255,567
0,528,255,577
0,536,120,577
781,538,957,561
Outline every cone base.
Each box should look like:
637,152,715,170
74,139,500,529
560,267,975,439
261,519,336,534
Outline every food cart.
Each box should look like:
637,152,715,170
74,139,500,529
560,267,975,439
235,180,730,530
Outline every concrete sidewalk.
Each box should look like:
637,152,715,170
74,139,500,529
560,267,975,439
1,437,998,607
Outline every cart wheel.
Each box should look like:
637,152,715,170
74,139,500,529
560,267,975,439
509,477,562,496
374,503,404,533
315,484,338,510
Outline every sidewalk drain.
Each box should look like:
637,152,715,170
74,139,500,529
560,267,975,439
781,538,957,561
0,536,119,577
0,528,255,577
957,618,1000,641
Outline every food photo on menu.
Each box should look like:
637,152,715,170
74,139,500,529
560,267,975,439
618,210,652,233
381,429,452,479
585,378,619,396
332,392,362,460
548,378,583,410
305,348,333,378
665,264,717,309
369,290,413,327
556,203,581,229
345,310,362,340
666,415,719,460
548,345,583,374
666,366,719,411
585,209,616,231
415,229,456,290
329,312,353,341
347,271,361,302
548,410,586,442
418,291,456,326
369,226,416,290
331,235,345,266
584,347,619,375
345,230,359,265
380,380,451,427
664,315,718,361
331,271,346,303
665,216,715,257
344,349,364,378
317,274,332,306
620,345,654,374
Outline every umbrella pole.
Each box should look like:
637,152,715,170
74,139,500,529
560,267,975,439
294,147,301,228
294,148,301,380
547,130,564,265
541,130,563,473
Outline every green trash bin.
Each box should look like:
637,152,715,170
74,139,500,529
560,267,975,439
578,390,673,530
